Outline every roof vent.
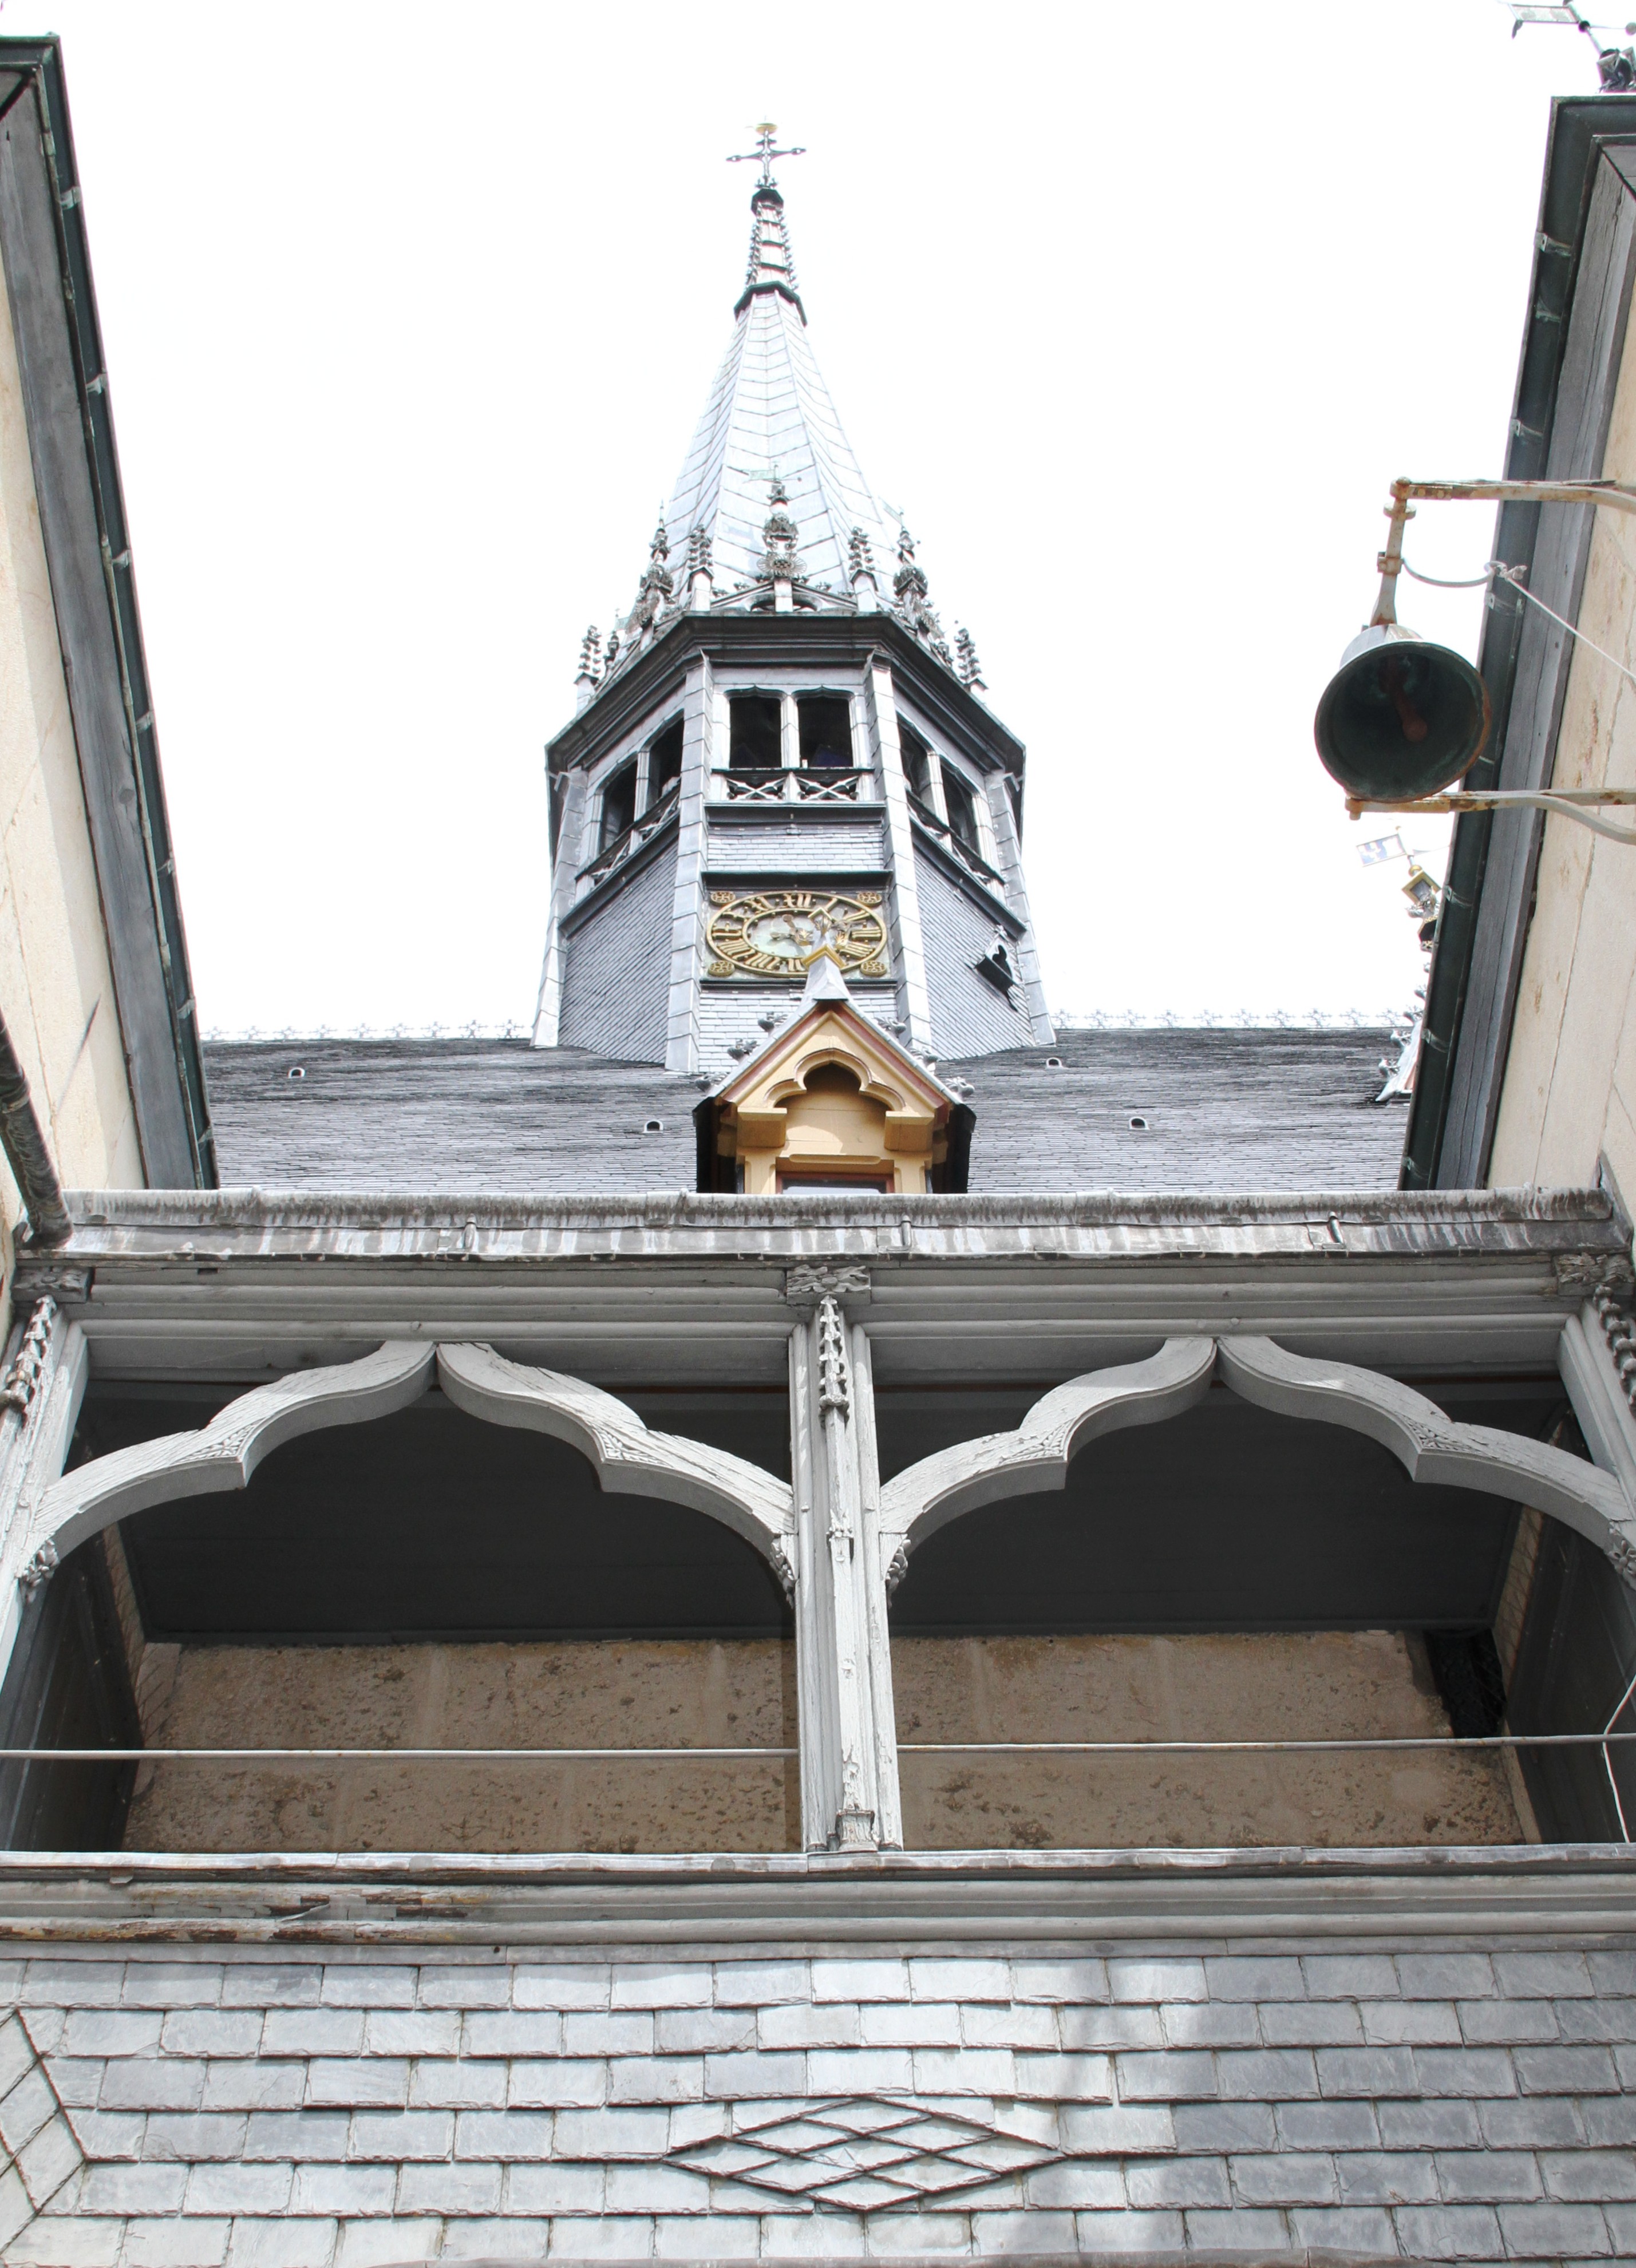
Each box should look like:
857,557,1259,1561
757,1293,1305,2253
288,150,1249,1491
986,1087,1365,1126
1044,1056,1064,1069
287,1066,306,1081
1129,1114,1149,1131
644,1118,665,1135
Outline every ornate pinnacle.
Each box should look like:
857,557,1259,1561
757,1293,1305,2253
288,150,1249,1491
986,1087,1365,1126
762,486,802,584
627,507,675,636
891,524,951,663
848,527,876,584
892,525,929,605
955,626,986,692
687,524,715,610
575,626,603,685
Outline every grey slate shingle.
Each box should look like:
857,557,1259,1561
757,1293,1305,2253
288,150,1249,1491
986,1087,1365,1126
202,1027,1405,1194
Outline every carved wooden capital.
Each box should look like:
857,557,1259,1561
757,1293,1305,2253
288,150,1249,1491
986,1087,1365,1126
784,1265,871,1306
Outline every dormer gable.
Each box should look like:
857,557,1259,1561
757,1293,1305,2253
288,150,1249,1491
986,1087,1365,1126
696,957,971,1194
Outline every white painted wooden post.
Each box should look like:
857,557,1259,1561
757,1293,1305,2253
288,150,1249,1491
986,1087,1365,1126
785,1266,895,1850
0,1291,89,1687
780,691,799,803
664,655,714,1075
864,659,934,1054
851,1323,903,1848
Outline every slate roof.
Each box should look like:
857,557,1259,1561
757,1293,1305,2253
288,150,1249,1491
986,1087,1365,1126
202,1029,1406,1194
661,179,901,599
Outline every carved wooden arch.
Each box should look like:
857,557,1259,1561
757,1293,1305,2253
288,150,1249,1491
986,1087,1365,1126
23,1341,437,1575
876,1334,1636,1596
1218,1335,1636,1577
876,1338,1218,1589
435,1344,796,1594
21,1341,799,1601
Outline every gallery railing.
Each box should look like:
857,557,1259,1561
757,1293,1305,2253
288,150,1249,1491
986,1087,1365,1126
579,782,679,886
715,768,871,804
906,793,1006,886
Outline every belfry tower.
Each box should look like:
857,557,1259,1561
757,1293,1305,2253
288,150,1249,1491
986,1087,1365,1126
532,132,1053,1084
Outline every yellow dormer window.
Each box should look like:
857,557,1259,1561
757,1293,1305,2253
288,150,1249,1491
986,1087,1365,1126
710,972,954,1198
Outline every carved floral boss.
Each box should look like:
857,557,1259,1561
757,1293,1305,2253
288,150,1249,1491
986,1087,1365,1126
708,890,887,978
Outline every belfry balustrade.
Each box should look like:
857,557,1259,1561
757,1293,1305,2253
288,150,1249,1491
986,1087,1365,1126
3,1195,1636,1859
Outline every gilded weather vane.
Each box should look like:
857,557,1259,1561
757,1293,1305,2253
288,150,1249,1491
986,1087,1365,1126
726,122,806,187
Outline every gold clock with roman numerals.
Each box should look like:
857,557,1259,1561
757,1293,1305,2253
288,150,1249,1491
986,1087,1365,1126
706,889,888,979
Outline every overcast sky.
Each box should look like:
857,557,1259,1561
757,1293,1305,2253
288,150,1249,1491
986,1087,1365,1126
0,0,1599,1034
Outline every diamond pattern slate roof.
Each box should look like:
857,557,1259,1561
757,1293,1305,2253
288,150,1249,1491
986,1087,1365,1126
201,1028,1405,1194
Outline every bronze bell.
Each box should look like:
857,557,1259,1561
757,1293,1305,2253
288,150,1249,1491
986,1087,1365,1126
1314,623,1491,801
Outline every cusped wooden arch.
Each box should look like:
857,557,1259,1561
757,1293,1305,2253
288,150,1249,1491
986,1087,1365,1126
1218,1334,1636,1576
436,1344,796,1594
21,1341,799,1602
23,1341,436,1571
876,1337,1218,1588
876,1334,1636,1596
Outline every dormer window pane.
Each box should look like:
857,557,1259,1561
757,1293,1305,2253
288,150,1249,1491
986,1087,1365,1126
898,719,933,804
600,760,638,848
797,694,852,769
648,720,683,806
729,694,782,769
942,763,981,854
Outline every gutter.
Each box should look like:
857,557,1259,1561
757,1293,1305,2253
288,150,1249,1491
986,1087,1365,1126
0,39,215,1189
1402,96,1636,1189
0,1010,68,1244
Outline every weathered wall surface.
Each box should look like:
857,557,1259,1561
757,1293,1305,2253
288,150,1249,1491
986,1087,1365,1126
1489,297,1636,1198
893,1631,1523,1850
118,1630,1520,1858
123,1642,798,1856
559,849,676,1066
912,851,1026,1061
3,1940,1636,2265
0,242,144,1312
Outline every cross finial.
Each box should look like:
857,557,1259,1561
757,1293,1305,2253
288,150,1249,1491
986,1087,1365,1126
727,121,806,188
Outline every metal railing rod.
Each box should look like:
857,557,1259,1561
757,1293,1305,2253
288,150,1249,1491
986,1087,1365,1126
0,1747,799,1764
2,1734,1631,1762
900,1735,1636,1754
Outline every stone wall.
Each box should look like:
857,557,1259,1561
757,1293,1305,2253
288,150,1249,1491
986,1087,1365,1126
120,1642,799,1859
4,1939,1636,2265
893,1632,1526,1851
106,1630,1527,1860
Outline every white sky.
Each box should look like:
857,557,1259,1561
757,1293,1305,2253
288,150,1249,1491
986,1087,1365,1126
0,0,1602,1033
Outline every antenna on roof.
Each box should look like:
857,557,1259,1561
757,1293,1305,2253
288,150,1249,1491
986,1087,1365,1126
1499,0,1636,86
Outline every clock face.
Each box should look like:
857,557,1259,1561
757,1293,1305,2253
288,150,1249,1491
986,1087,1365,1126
707,890,888,979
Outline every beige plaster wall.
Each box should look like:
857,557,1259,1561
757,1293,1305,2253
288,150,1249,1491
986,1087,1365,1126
0,269,146,1326
894,1630,1521,1849
122,1639,800,1855
1489,300,1636,1196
